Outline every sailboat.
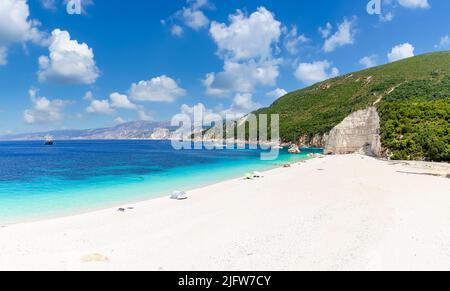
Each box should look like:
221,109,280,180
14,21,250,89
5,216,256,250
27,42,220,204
44,135,54,146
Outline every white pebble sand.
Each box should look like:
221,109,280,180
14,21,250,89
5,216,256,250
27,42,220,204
1,154,449,271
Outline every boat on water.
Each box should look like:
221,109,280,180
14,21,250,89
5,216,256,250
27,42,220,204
44,135,54,145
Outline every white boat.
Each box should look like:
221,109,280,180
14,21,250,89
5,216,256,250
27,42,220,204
44,135,54,145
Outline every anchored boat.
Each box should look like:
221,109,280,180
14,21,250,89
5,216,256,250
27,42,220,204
44,135,54,146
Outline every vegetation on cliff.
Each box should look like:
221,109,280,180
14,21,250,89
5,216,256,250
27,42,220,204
379,99,449,162
378,77,450,162
256,51,450,161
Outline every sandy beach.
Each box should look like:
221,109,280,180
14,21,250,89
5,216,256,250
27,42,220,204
0,154,449,271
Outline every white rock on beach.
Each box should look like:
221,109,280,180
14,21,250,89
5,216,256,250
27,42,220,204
288,145,301,154
170,191,188,200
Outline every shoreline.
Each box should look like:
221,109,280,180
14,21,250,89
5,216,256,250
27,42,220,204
0,155,314,227
1,154,449,271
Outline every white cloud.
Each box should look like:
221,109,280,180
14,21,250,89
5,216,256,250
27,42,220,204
23,89,69,124
398,0,430,9
181,7,209,30
38,29,100,84
294,60,339,85
204,59,280,95
0,0,43,44
181,102,211,117
85,90,152,119
86,99,114,115
359,55,378,68
22,112,35,124
109,92,137,109
0,46,7,65
318,22,332,38
187,0,210,10
284,26,309,55
129,75,186,103
380,11,395,22
203,73,229,96
83,90,93,101
210,7,281,61
266,88,287,99
387,43,415,62
179,102,217,127
40,0,56,10
171,25,183,37
85,92,138,115
380,0,429,22
435,35,450,49
169,0,211,32
231,93,260,111
323,18,357,53
40,0,93,12
222,94,261,119
206,7,282,95
114,117,126,124
180,97,259,126
137,110,153,121
0,0,46,63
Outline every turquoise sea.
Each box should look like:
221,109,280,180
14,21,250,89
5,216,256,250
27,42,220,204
0,140,322,224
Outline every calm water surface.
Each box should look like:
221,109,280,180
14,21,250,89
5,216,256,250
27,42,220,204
0,140,322,223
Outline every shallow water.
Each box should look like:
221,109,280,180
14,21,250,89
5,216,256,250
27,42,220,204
0,140,322,224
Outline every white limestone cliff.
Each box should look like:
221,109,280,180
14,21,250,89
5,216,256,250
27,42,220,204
324,107,382,156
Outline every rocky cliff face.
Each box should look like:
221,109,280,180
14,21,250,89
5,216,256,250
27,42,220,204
298,133,328,148
323,107,381,156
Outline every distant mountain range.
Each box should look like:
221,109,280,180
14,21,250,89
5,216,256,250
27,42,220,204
0,121,179,141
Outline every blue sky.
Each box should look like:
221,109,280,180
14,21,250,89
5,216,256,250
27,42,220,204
0,0,449,134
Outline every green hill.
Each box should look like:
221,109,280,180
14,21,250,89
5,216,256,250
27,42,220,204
256,51,450,162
